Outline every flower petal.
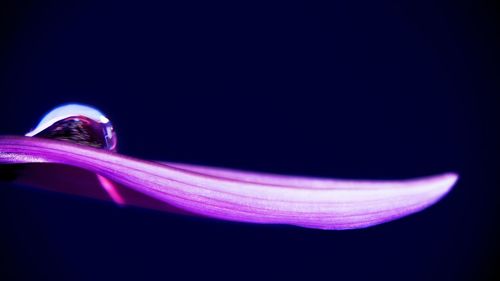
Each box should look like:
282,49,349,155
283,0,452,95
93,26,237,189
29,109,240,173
0,136,458,230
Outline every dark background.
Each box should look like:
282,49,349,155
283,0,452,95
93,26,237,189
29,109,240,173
0,1,498,280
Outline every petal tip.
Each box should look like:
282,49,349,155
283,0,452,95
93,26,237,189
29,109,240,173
441,172,459,194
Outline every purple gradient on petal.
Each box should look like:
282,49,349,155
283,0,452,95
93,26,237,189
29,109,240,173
0,136,458,230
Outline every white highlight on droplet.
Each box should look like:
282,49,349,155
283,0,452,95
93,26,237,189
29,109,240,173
26,103,112,137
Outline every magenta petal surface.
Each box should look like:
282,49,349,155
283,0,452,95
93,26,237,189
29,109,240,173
0,136,458,230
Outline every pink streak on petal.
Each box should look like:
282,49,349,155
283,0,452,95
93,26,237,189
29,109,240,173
97,174,125,206
0,136,459,230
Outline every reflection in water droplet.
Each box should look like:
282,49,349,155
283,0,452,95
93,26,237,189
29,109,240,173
25,103,124,205
26,104,117,151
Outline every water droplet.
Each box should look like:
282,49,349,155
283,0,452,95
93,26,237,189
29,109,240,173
26,104,117,151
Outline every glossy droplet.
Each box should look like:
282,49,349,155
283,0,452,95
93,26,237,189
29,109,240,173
26,104,117,151
24,104,124,205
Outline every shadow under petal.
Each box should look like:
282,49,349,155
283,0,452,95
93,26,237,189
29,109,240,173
0,163,192,216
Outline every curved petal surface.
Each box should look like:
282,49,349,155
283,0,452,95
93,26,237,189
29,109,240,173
0,136,458,230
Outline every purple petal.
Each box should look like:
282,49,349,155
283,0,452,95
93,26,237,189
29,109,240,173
0,136,458,230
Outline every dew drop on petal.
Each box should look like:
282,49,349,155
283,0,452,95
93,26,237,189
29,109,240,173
24,103,123,204
25,104,117,151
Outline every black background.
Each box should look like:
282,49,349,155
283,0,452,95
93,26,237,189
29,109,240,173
1,1,499,280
